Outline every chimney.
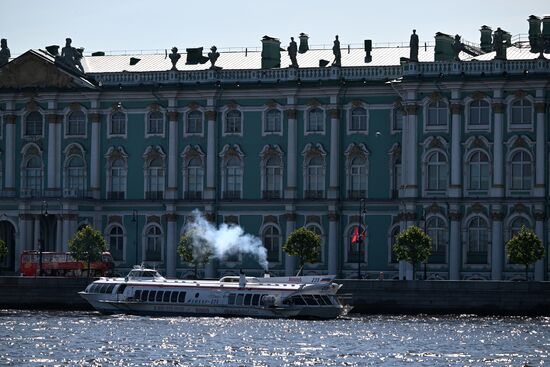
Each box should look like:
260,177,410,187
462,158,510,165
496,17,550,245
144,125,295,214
364,40,372,63
479,25,493,53
261,35,281,69
434,32,455,61
299,33,309,53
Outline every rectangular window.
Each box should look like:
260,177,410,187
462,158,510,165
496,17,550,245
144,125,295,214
178,292,186,303
148,291,156,302
171,291,178,303
141,290,149,301
236,294,244,306
163,291,171,302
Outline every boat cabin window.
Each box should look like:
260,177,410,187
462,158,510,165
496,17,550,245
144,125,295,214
163,291,171,302
148,291,156,302
171,291,178,303
141,290,149,301
156,291,163,302
228,293,236,305
320,295,332,305
178,292,186,303
302,295,319,306
106,284,115,294
134,290,142,300
236,294,244,306
117,284,127,294
244,294,252,306
314,295,327,305
252,294,260,306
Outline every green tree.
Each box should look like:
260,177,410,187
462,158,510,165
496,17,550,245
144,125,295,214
283,227,321,275
68,225,107,278
177,231,212,279
393,225,432,280
506,225,544,281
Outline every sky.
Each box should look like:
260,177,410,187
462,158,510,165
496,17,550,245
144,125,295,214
2,0,549,57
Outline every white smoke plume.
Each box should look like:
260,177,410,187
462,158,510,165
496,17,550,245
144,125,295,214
184,209,268,270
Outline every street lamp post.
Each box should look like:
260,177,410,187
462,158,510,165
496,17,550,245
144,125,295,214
39,201,48,276
132,210,138,265
358,198,367,279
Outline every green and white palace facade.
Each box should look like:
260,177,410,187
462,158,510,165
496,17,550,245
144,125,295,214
1,18,550,280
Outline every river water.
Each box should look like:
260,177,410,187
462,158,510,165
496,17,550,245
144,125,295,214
0,310,549,366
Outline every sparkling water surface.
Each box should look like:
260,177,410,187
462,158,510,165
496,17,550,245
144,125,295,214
1,310,549,366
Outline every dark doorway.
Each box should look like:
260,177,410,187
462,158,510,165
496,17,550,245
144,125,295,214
40,216,57,252
0,220,16,272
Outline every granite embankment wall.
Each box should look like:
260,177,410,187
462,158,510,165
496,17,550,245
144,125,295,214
1,277,549,315
338,279,550,315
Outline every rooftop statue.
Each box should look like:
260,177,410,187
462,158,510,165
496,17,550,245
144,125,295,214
493,28,507,60
452,34,463,61
61,38,85,73
0,38,10,66
409,30,419,62
208,46,221,70
288,37,298,68
332,35,341,67
169,47,181,70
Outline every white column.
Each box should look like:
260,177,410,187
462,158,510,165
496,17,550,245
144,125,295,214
490,209,504,280
4,115,15,191
449,103,462,198
55,115,62,189
205,110,217,200
46,114,58,193
328,109,340,199
535,102,546,197
402,103,418,198
284,211,296,276
492,102,504,197
534,210,545,281
449,206,462,280
166,213,177,277
285,109,297,199
90,113,101,199
328,211,339,275
62,214,71,252
19,214,28,252
166,111,179,200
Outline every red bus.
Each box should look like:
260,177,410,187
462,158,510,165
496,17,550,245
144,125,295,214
20,251,114,277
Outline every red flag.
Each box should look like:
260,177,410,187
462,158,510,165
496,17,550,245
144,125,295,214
351,226,359,244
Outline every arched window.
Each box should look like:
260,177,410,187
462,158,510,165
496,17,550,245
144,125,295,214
109,158,126,199
350,107,367,132
265,109,281,133
264,156,282,199
307,108,324,132
427,100,448,127
426,152,448,190
467,217,488,264
66,156,86,195
110,112,126,135
468,151,489,190
185,157,204,199
225,110,242,134
147,111,163,135
510,151,532,190
108,226,124,262
469,100,490,126
511,99,532,125
146,158,165,200
306,224,323,263
23,155,42,195
347,225,364,264
510,217,529,238
145,225,162,262
67,111,86,136
263,225,280,262
305,156,324,199
25,111,43,137
224,156,242,199
186,110,203,134
426,216,448,264
349,156,367,199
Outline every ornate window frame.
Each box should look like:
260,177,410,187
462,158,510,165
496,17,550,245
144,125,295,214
62,143,87,198
464,94,492,133
144,104,165,138
22,110,45,139
462,136,492,196
345,101,369,135
143,222,164,264
20,142,44,197
108,105,127,139
259,144,284,200
344,142,369,199
260,223,282,263
262,105,283,136
143,145,166,200
64,104,88,139
506,93,535,132
462,213,491,268
422,94,449,133
219,144,245,199
181,145,205,200
104,146,128,200
421,136,449,196
301,143,327,199
304,106,325,136
222,105,243,137
105,222,126,264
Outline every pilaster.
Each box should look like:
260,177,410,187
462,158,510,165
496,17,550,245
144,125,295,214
205,110,217,200
285,108,297,199
166,111,179,199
